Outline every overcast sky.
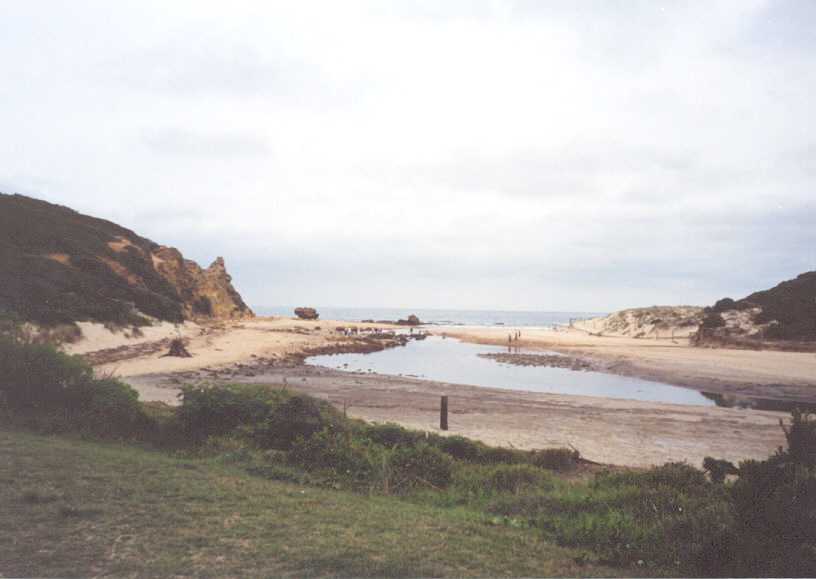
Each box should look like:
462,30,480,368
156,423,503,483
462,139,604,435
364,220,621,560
2,1,814,311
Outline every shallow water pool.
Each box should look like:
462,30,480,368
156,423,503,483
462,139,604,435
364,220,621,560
308,336,716,406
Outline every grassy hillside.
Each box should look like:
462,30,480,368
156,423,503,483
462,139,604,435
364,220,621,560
704,271,816,342
0,193,253,327
0,429,617,577
739,271,816,340
0,193,183,325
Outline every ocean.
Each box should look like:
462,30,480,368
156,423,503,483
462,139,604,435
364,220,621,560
254,306,606,328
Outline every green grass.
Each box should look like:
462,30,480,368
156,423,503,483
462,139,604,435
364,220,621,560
0,428,624,577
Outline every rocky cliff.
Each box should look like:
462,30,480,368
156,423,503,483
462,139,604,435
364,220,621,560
0,193,253,326
151,248,252,320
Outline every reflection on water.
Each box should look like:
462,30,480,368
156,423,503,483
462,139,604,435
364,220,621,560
308,336,717,407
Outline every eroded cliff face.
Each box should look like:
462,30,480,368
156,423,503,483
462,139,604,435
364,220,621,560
151,247,253,320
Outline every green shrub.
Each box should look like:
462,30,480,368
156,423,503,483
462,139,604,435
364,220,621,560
287,428,379,487
176,384,279,442
435,435,483,461
64,377,151,438
484,464,554,495
484,462,732,572
530,448,580,471
0,337,93,411
476,445,522,465
726,457,816,576
702,456,739,484
255,394,343,450
593,462,707,495
359,422,425,448
780,409,816,468
455,464,553,499
177,385,343,451
692,412,816,576
389,444,454,491
545,509,645,564
0,338,152,439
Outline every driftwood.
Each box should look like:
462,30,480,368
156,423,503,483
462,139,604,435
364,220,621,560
161,338,192,358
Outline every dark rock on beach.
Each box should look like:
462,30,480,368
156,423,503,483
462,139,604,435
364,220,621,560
294,307,319,320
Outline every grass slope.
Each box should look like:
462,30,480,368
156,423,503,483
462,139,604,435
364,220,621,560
0,429,621,577
0,193,183,325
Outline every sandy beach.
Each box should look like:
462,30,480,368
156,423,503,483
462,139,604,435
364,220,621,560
66,317,809,468
66,317,401,377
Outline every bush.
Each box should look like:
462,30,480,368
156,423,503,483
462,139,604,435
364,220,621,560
455,464,553,499
700,312,725,328
435,435,483,461
63,377,151,438
726,457,816,576
176,384,279,442
0,337,93,411
482,462,733,572
254,394,344,450
360,422,425,448
530,448,580,471
476,445,523,465
594,462,708,495
698,411,816,576
0,338,151,439
287,428,379,488
780,409,816,468
388,444,454,491
177,385,344,451
702,456,739,484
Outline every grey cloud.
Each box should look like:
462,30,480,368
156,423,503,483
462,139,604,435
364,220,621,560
102,34,358,109
141,128,270,158
371,144,703,199
3,1,815,311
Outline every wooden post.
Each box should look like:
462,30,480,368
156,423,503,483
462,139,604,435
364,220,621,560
440,396,449,431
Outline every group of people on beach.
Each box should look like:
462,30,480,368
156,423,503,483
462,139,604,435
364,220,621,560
508,330,522,343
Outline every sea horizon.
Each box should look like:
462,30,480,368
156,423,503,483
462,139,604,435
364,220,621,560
255,306,608,328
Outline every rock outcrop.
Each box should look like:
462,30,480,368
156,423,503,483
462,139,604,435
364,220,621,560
0,193,253,325
294,307,319,320
151,248,252,320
